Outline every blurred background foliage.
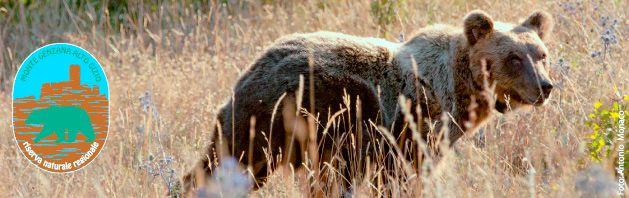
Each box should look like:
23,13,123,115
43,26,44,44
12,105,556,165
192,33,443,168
0,0,408,91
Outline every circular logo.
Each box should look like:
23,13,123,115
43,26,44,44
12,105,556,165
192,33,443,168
12,43,109,173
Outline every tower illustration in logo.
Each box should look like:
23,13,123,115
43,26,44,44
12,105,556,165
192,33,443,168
13,44,109,173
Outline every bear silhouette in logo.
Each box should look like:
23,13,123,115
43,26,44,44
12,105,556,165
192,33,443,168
25,106,96,143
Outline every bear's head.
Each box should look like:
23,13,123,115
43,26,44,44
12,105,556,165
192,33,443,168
464,10,554,112
25,108,45,124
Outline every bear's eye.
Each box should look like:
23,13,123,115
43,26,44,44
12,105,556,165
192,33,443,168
511,58,522,67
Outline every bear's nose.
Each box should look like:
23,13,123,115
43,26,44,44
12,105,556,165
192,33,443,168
540,81,553,97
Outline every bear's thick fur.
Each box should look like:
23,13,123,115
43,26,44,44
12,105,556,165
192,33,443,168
181,10,554,195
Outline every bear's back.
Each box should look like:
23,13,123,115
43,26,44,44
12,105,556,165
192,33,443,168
247,31,401,75
43,106,90,122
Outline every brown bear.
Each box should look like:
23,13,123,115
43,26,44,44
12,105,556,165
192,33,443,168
180,10,554,196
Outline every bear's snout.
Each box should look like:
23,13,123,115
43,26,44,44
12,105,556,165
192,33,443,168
540,80,553,98
533,80,553,105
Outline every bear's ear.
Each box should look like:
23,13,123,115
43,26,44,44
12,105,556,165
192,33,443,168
521,11,554,41
464,10,494,46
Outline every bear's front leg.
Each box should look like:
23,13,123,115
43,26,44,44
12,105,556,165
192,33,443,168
64,129,78,143
34,126,55,143
54,129,66,143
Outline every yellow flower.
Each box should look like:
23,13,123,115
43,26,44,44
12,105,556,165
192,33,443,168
594,101,602,108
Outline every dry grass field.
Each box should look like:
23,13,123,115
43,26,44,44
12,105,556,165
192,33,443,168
1,0,628,197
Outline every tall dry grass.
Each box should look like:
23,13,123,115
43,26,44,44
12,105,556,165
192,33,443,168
0,0,627,197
